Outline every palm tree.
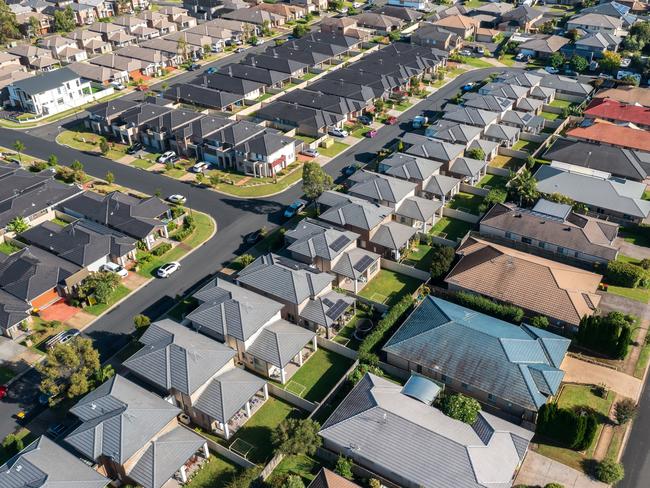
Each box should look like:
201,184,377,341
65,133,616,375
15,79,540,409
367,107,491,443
508,168,539,207
13,140,25,163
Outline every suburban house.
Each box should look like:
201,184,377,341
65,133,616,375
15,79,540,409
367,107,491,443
567,122,650,153
0,436,109,488
0,288,31,339
378,151,444,194
516,35,569,59
319,373,534,488
39,35,88,63
308,468,361,488
203,72,264,100
254,101,345,138
480,199,619,265
595,86,650,107
566,13,627,36
352,12,404,35
68,61,128,86
59,191,171,250
498,5,543,33
565,32,622,60
187,277,318,384
584,98,650,130
403,132,466,166
348,171,417,210
64,375,209,487
411,23,462,51
534,164,650,224
320,17,373,40
431,14,478,39
18,219,137,270
446,236,603,331
124,318,268,439
384,296,570,423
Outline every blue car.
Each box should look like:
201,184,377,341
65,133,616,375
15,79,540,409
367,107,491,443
461,82,475,92
342,165,358,177
205,67,218,75
284,199,307,219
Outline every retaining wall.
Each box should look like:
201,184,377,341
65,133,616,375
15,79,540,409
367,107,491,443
380,257,430,281
267,383,317,413
198,435,256,469
498,147,529,159
442,207,481,224
460,182,489,197
519,132,547,143
487,165,510,177
317,336,359,361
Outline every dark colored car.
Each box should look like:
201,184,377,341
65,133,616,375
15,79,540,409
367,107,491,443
244,229,264,245
126,142,143,154
188,63,201,71
284,199,307,219
342,164,358,177
386,116,398,125
461,82,475,92
205,67,218,75
357,115,373,125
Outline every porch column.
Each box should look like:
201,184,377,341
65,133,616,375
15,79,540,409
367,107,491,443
280,367,287,385
161,226,169,238
245,401,251,417
180,465,188,483
263,383,269,400
224,423,231,439
312,336,318,352
354,279,358,294
203,442,210,458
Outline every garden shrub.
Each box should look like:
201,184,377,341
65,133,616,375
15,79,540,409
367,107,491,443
605,260,647,288
430,244,455,281
595,459,624,484
479,188,507,213
452,291,524,324
576,312,635,359
358,295,415,354
536,403,598,451
151,243,172,256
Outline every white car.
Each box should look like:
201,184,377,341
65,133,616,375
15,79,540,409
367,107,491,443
111,82,126,90
158,151,177,163
191,161,210,173
301,148,320,158
157,261,180,278
352,2,362,7
544,66,560,74
167,194,187,204
328,127,349,138
101,262,128,278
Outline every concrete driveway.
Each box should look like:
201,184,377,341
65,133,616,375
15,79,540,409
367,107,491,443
516,452,607,488
616,238,650,261
561,356,642,401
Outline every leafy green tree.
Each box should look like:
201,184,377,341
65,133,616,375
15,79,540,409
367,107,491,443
195,172,205,185
53,5,76,32
334,456,354,480
595,459,624,484
614,398,637,425
48,154,58,167
28,15,40,37
530,315,550,329
440,393,481,424
388,30,400,42
71,160,84,172
249,35,259,46
261,20,272,36
7,216,28,233
478,188,507,213
292,23,309,38
507,168,539,207
99,137,110,155
37,336,101,401
549,52,565,69
13,140,25,163
238,254,255,268
104,171,114,185
225,467,261,488
284,475,305,488
94,364,115,384
465,147,485,160
2,434,24,457
133,314,151,330
0,0,20,43
430,244,455,280
600,51,621,73
328,0,343,11
302,161,333,200
78,271,119,304
272,418,322,456
570,55,588,73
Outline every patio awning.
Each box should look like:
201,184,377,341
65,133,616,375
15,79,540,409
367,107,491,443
332,248,380,281
300,291,354,328
247,319,316,368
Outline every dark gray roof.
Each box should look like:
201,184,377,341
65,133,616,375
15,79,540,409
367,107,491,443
203,72,264,95
395,196,442,222
379,152,443,182
124,319,236,396
306,78,377,103
304,32,361,49
11,67,79,96
0,436,109,488
255,101,345,131
384,296,570,411
331,248,380,281
0,289,30,334
369,221,417,250
317,191,392,231
238,254,334,306
65,375,180,465
483,123,520,142
286,218,359,262
461,93,513,113
300,290,354,328
205,120,265,147
266,46,331,67
424,174,461,197
403,134,466,163
234,131,295,158
480,82,528,100
278,89,364,116
320,373,534,488
349,171,417,205
19,220,136,268
188,277,283,342
443,105,500,127
242,53,309,74
448,157,488,178
500,110,545,131
246,319,316,368
194,367,266,424
218,62,290,86
163,83,243,110
424,120,483,145
87,98,139,121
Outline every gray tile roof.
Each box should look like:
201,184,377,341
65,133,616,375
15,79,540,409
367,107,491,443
246,319,316,368
384,296,569,410
0,436,109,488
219,62,290,86
424,120,483,145
461,94,513,113
317,191,392,231
348,171,416,205
424,174,461,198
194,367,266,424
442,106,499,128
495,71,543,88
449,157,488,178
0,289,30,334
500,110,545,131
402,134,466,163
484,123,520,142
480,82,529,100
331,248,380,280
162,83,243,110
124,319,236,396
515,97,544,113
65,375,180,465
320,373,534,488
286,218,359,262
395,196,442,222
468,138,500,156
188,277,283,342
369,221,417,250
238,254,334,305
379,152,442,182
10,67,79,96
300,290,354,328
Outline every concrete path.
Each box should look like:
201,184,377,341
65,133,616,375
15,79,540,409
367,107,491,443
561,356,642,401
615,238,650,260
516,451,607,488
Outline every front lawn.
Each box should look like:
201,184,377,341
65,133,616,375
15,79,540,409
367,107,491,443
460,57,493,69
280,349,353,402
430,217,473,242
212,164,303,197
620,224,650,247
448,192,485,215
359,269,422,307
499,54,517,67
607,285,650,304
57,130,128,160
634,341,650,379
84,284,131,316
351,125,372,139
476,174,508,190
394,100,413,112
131,158,155,169
319,141,349,158
0,241,20,255
185,452,241,488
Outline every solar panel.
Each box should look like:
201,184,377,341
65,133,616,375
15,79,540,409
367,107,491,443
353,255,375,272
330,235,351,252
322,298,334,307
326,299,349,320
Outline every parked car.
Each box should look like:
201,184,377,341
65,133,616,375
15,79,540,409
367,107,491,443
366,129,378,138
411,115,428,128
191,161,210,173
0,385,7,400
301,148,320,158
459,49,473,56
235,47,245,53
167,194,187,204
461,82,475,92
205,67,218,75
544,66,559,74
284,199,307,219
47,424,67,439
386,116,398,125
342,164,358,177
328,127,349,138
101,262,128,278
620,57,631,68
136,84,148,91
352,1,362,6
158,151,177,164
515,52,526,61
357,115,373,125
244,229,264,245
188,63,201,71
126,142,143,155
59,329,80,346
111,82,126,90
157,261,181,278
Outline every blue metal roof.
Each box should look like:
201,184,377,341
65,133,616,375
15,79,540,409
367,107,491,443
401,374,441,405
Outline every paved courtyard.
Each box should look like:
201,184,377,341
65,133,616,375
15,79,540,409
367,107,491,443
561,356,643,401
516,451,607,488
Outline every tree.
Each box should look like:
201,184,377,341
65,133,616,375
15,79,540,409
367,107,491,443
430,244,455,280
203,43,211,54
13,139,24,163
508,168,539,207
566,29,580,42
328,0,343,11
262,20,272,37
71,160,84,172
530,315,549,329
0,0,20,43
177,37,188,59
28,15,40,38
614,398,637,425
549,52,564,69
570,55,588,73
440,393,481,424
209,174,221,187
2,433,24,457
284,475,305,488
334,456,354,480
94,364,115,384
478,188,507,213
369,480,382,488
99,137,110,155
78,271,120,304
103,171,115,186
292,23,309,38
53,5,76,32
133,314,151,330
465,147,485,160
238,254,255,268
48,154,58,167
116,0,130,14
225,468,260,488
37,336,101,402
195,172,205,185
302,161,333,200
595,459,624,484
388,30,400,42
272,418,322,456
545,484,565,488
7,216,28,233
600,51,621,73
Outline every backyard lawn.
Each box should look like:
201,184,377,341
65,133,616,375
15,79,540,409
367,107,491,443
333,308,371,350
280,349,353,402
448,192,485,215
540,111,561,121
512,139,541,153
319,141,349,158
0,429,34,464
476,174,508,190
620,224,650,248
489,155,525,170
185,452,242,488
359,269,422,307
402,244,435,271
430,217,473,242
549,99,572,109
272,454,320,484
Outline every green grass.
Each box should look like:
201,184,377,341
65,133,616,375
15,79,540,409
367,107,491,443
460,57,493,68
540,111,561,121
607,285,650,303
272,454,320,484
359,269,422,307
0,365,16,384
280,349,353,402
332,309,370,350
50,217,69,227
301,72,317,81
464,0,486,7
476,174,508,190
499,53,517,67
430,217,473,242
549,99,572,109
213,164,303,197
318,141,349,158
606,426,625,461
620,224,650,247
490,155,525,170
131,158,155,169
185,452,242,488
512,139,541,152
227,398,304,464
257,92,274,102
643,190,650,201
183,212,216,248
84,284,131,316
294,135,317,144
167,297,198,321
402,244,435,271
634,341,650,379
448,192,485,215
0,429,35,465
394,100,413,112
0,241,20,255
351,125,372,139
165,168,186,179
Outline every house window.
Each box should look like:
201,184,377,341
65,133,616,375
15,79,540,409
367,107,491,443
487,393,496,403
462,383,470,390
557,247,564,254
538,241,545,249
522,237,532,244
505,231,512,239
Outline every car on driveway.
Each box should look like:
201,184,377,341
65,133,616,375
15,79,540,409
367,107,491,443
357,115,373,125
157,261,181,278
342,164,358,177
47,423,67,439
301,148,320,158
459,49,473,56
461,82,475,92
328,127,349,138
0,384,7,400
126,142,143,155
386,116,398,125
284,199,307,219
235,47,245,53
158,151,177,164
188,63,201,71
111,82,126,90
205,67,218,75
59,329,80,346
545,66,559,74
244,229,264,245
101,262,128,278
167,194,187,204
366,129,378,138
191,161,210,173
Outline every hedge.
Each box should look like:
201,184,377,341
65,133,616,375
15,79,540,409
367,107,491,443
452,291,524,324
358,295,415,354
576,312,634,359
537,403,598,451
151,242,172,256
605,260,647,288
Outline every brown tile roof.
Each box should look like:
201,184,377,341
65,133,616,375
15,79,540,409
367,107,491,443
308,469,361,488
567,121,650,153
446,236,602,326
595,86,650,108
433,14,478,30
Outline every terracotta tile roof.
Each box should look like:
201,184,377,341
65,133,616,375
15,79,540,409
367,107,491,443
567,121,650,153
308,469,361,488
433,14,478,30
446,236,602,327
596,86,650,107
585,98,650,126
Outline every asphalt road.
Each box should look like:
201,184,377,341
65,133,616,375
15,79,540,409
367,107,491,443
0,67,510,438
